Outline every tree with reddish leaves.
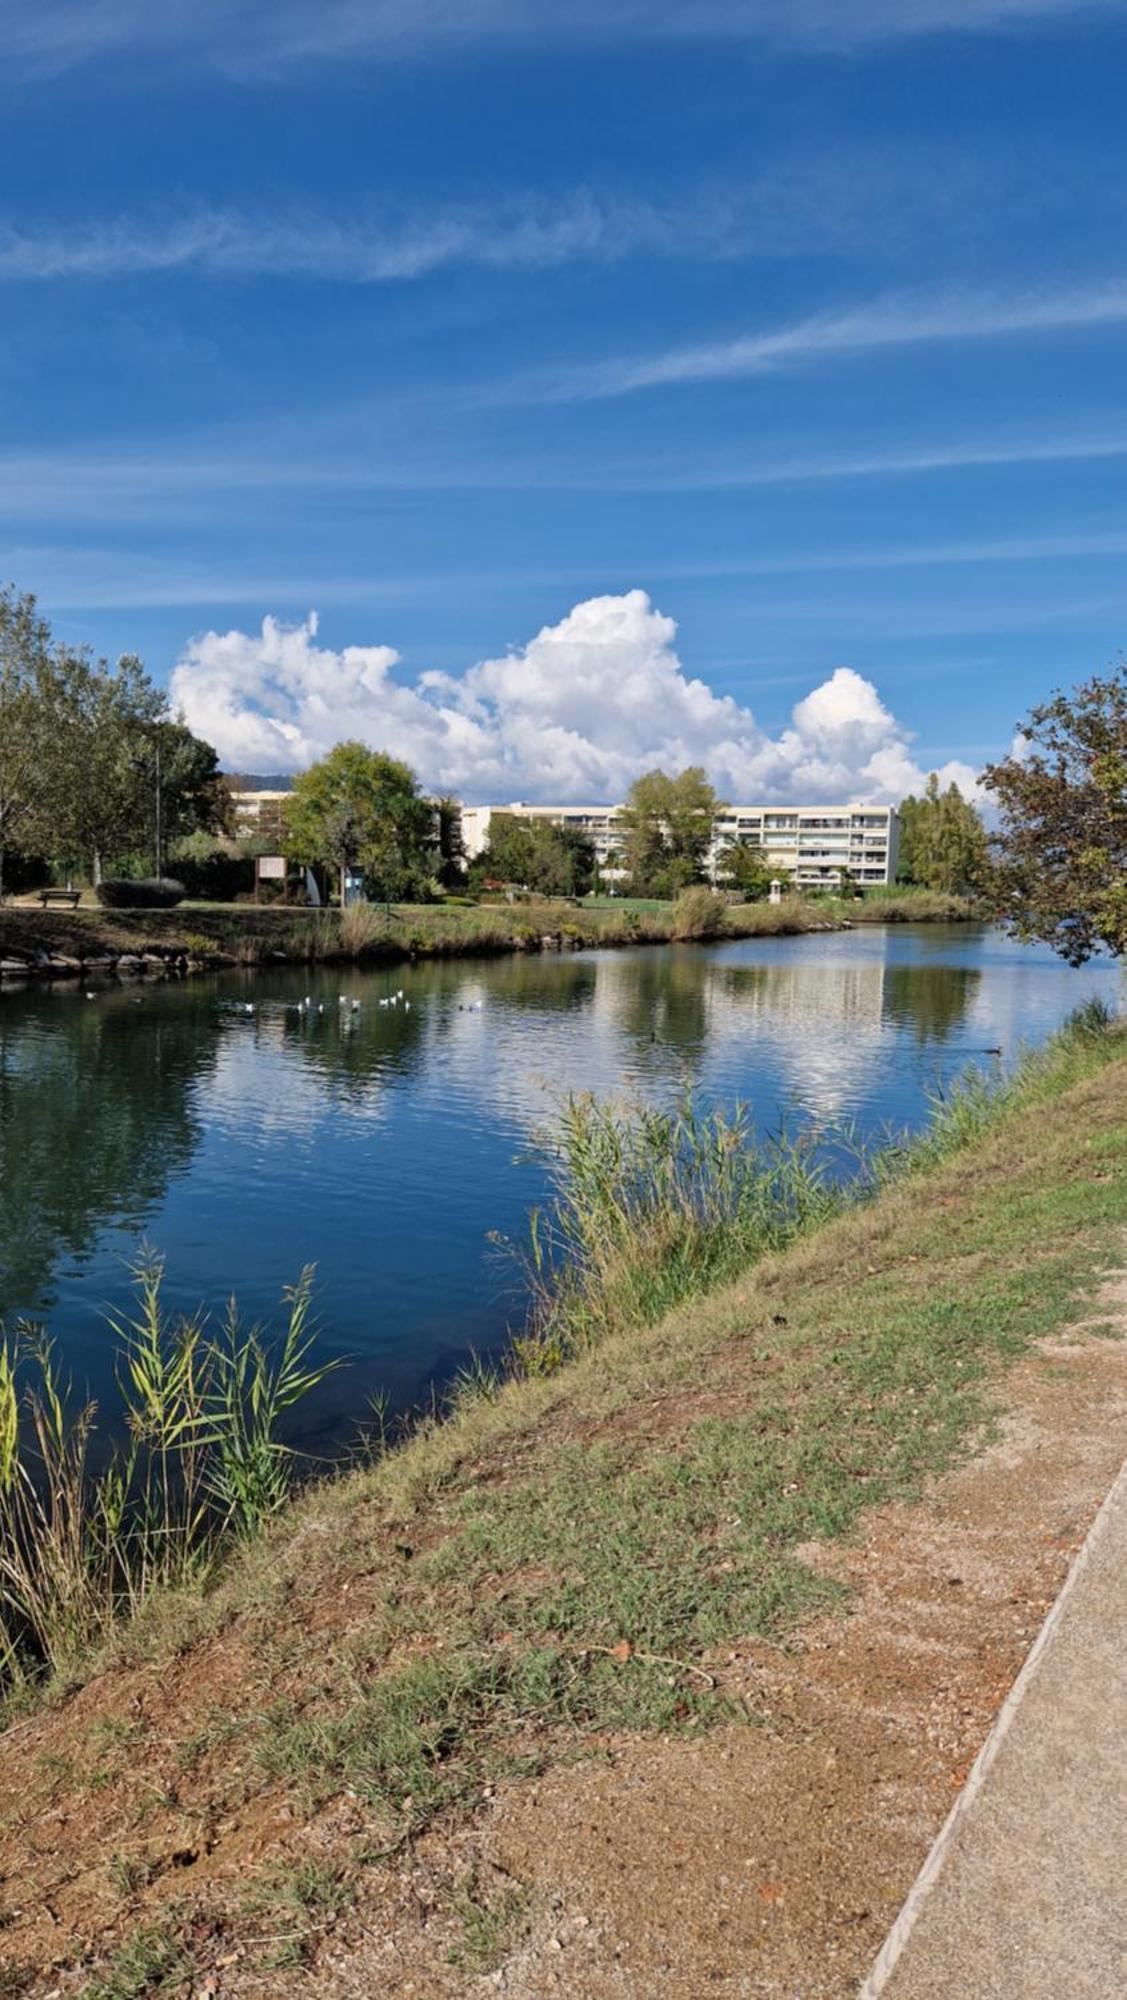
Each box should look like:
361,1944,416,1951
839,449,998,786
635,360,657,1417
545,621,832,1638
982,666,1127,966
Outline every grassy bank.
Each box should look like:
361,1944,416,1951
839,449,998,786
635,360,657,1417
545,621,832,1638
0,1009,1124,1993
0,885,976,974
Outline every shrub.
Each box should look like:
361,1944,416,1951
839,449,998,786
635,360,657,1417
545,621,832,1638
96,877,185,909
164,842,254,903
671,885,727,940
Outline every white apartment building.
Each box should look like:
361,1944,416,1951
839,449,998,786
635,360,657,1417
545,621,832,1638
459,801,900,889
231,788,291,832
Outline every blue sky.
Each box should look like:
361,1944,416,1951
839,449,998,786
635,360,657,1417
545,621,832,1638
2,0,1126,800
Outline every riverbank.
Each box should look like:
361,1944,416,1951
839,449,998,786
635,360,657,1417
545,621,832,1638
1,1010,1124,1996
0,887,976,981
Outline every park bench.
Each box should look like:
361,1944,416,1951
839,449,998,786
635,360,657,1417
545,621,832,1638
38,887,81,909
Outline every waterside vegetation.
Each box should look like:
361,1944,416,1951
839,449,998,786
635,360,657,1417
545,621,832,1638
0,1265,335,1691
0,1003,1122,1991
0,884,978,981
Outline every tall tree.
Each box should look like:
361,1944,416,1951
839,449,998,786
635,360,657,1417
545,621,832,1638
152,719,235,857
472,810,534,887
50,652,164,884
897,775,989,896
47,660,229,883
435,794,467,888
0,584,229,893
983,666,1127,965
471,813,595,897
617,767,724,896
283,742,435,906
0,587,59,900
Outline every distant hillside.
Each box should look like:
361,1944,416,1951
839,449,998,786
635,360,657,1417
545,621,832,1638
224,772,295,793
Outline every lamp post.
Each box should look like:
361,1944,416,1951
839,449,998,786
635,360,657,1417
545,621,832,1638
153,738,162,879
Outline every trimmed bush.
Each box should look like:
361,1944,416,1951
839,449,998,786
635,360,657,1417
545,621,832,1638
165,847,254,902
96,877,186,910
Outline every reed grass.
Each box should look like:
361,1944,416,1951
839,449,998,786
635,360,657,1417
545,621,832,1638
337,900,389,956
508,998,1118,1376
0,1259,336,1692
670,885,728,939
905,993,1116,1166
0,884,976,972
508,1090,847,1373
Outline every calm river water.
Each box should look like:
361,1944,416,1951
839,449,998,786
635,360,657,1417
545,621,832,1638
0,924,1118,1451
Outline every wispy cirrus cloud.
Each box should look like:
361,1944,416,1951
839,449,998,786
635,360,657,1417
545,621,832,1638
3,422,1127,527
0,0,1119,77
0,152,987,284
0,181,860,285
16,522,1127,611
521,276,1127,401
0,196,696,285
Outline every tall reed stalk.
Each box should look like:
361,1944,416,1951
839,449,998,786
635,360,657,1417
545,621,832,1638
0,1259,337,1692
338,899,388,957
508,1000,1117,1376
508,1091,846,1374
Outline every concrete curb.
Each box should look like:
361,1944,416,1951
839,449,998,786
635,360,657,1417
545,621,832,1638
857,1449,1127,1997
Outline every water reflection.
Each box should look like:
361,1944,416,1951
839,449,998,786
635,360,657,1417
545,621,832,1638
882,964,979,1043
0,983,217,1316
0,925,1118,1437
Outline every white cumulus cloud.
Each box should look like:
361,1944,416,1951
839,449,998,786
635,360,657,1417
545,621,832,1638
169,590,981,803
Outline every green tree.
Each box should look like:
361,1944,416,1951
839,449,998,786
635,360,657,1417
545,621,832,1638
0,584,229,894
152,719,234,857
618,767,724,896
435,794,467,889
283,742,435,907
48,660,229,884
982,666,1127,964
0,587,59,899
472,813,596,897
716,839,774,902
528,820,595,897
472,810,534,888
897,775,989,896
51,652,164,883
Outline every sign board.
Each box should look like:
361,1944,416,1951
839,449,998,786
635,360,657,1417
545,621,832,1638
257,855,286,881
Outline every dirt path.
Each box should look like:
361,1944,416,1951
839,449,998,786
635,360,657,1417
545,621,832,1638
3,1249,1124,1998
245,1296,1127,1998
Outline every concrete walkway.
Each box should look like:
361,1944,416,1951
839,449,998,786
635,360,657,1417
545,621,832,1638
860,1457,1127,1999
